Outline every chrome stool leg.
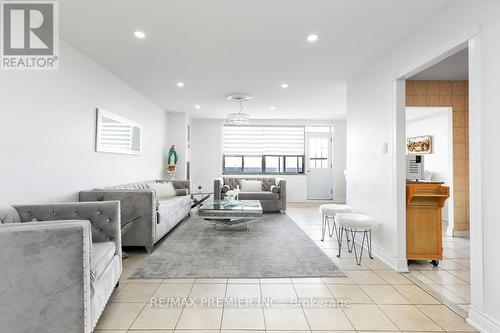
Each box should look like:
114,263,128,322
351,228,366,265
326,215,332,238
321,214,326,241
336,226,344,258
327,216,338,239
368,229,374,259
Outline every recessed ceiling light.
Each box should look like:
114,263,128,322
195,105,201,109
270,106,276,110
134,31,146,39
176,82,184,87
280,83,289,89
307,34,319,42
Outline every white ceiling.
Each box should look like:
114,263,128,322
59,0,448,119
410,48,468,81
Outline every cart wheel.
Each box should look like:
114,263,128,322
431,260,439,267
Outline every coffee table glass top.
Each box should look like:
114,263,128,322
198,200,263,217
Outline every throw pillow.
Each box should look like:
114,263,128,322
270,185,280,193
240,180,262,192
148,182,176,199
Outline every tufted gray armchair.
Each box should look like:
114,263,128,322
0,201,122,333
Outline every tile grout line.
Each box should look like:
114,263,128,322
290,280,313,331
173,281,196,331
258,280,267,331
127,281,164,330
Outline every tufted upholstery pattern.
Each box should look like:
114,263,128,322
1,201,122,333
222,177,277,191
104,180,156,190
81,180,191,253
102,180,191,194
13,201,121,256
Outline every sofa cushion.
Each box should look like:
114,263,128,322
91,241,116,286
148,182,176,199
237,191,279,200
156,196,191,240
223,177,275,191
157,196,190,209
240,180,263,192
157,196,191,222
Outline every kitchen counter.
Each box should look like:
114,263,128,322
406,180,444,185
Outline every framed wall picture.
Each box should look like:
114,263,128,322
407,135,432,154
95,109,142,155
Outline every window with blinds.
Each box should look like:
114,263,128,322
223,125,305,174
95,109,142,155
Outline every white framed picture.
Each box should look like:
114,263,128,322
95,109,142,155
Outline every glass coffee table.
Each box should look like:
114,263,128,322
197,200,263,229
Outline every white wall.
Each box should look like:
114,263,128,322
191,118,346,202
346,0,500,330
167,112,190,180
0,40,168,205
406,107,453,221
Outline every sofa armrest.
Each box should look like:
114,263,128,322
170,180,191,196
214,177,224,201
14,201,122,258
0,220,92,333
277,179,286,211
80,190,154,252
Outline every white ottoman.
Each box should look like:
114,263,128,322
319,204,352,241
335,213,378,265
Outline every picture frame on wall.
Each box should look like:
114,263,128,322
407,135,432,154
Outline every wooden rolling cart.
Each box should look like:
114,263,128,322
406,182,449,266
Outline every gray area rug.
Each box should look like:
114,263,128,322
132,213,344,279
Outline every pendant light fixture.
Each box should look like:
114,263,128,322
226,93,252,125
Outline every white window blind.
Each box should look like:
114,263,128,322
223,126,305,156
96,109,142,155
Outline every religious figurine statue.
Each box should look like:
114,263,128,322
167,145,178,180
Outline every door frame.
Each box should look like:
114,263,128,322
305,131,333,200
405,106,454,236
394,27,483,325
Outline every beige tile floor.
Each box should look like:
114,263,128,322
95,202,476,333
407,224,470,313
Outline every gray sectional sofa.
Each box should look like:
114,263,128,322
214,177,286,212
0,201,122,333
80,180,191,253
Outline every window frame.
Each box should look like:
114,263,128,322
222,154,305,175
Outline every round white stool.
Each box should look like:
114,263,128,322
335,213,378,265
319,204,352,241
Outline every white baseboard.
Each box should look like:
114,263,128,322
352,237,409,272
468,307,500,333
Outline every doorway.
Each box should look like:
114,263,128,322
395,41,477,318
306,132,333,200
406,106,454,235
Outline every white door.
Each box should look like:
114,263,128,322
306,133,333,200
